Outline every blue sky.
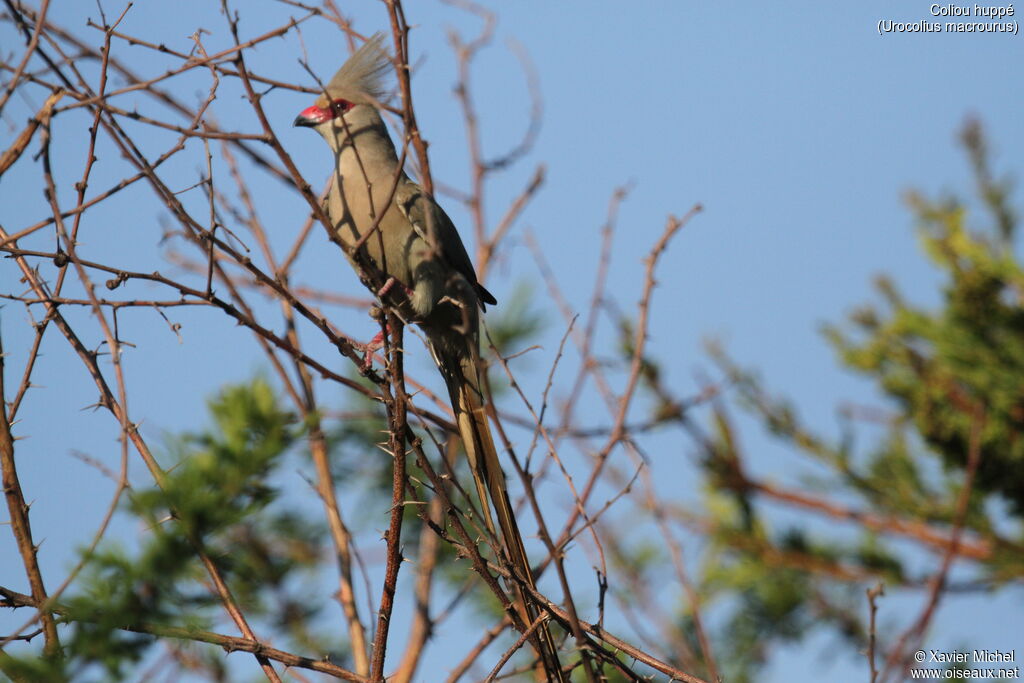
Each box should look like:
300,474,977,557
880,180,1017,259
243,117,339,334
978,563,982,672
1,2,1022,681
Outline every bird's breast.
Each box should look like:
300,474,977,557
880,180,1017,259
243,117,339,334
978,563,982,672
329,178,419,288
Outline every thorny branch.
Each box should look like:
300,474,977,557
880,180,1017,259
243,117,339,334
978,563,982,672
0,2,995,682
0,335,60,656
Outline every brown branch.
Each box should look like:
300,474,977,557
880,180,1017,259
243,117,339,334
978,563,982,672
479,164,545,282
393,489,445,683
0,88,63,178
0,0,52,115
218,136,373,675
0,245,378,395
601,522,700,671
749,478,995,561
443,3,543,282
5,311,46,424
406,395,697,682
0,221,282,681
305,398,371,676
0,5,735,682
369,314,410,682
55,14,315,114
0,334,60,656
610,209,698,446
484,328,601,681
866,582,884,683
484,612,546,682
561,184,631,431
879,410,985,683
0,294,213,308
445,618,509,682
446,0,495,260
81,96,270,141
549,205,702,562
36,68,284,668
0,168,150,249
638,461,719,681
0,585,367,681
489,561,708,683
29,8,296,186
384,0,433,194
405,430,529,637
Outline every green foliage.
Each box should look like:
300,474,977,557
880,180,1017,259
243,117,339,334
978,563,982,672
58,539,205,680
132,379,296,539
0,650,72,683
694,123,1023,682
695,496,873,682
20,379,331,680
826,122,1024,513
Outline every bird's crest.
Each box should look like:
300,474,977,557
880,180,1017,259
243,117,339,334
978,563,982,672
319,32,392,107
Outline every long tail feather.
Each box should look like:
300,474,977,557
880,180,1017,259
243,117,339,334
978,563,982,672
433,345,566,682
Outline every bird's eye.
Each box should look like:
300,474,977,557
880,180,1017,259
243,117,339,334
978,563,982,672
331,99,352,115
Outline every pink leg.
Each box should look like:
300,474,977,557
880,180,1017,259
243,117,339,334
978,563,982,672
376,277,397,298
362,329,385,370
376,277,414,301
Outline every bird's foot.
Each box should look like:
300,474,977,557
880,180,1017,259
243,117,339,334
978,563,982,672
376,277,414,300
361,329,386,371
376,277,398,298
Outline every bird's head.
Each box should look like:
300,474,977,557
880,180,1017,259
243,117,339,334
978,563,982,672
294,33,391,144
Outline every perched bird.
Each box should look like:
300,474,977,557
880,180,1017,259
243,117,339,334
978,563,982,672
294,34,565,680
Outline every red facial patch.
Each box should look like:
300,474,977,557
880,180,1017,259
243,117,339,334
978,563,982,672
296,99,354,124
296,104,332,124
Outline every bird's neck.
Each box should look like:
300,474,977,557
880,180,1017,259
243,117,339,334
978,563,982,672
330,113,402,184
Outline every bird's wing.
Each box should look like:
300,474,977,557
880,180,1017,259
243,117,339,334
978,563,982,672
395,182,497,307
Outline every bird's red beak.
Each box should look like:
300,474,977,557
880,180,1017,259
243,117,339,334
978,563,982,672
294,104,331,127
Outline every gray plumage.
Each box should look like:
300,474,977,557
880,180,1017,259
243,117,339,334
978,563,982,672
322,33,392,106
